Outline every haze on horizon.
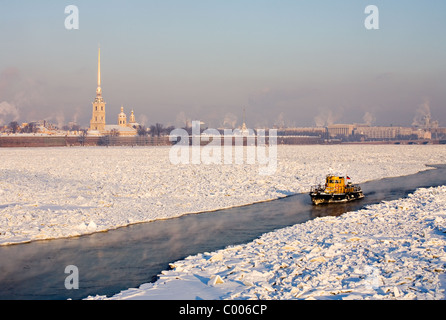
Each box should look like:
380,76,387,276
1,1,445,129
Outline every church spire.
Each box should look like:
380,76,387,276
98,46,101,87
90,46,106,132
96,46,102,97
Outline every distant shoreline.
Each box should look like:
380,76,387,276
0,135,443,147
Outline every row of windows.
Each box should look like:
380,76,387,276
95,106,104,111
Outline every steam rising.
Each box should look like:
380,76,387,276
175,111,190,128
223,112,237,129
363,112,376,126
0,101,20,125
412,99,431,127
274,112,285,129
314,109,340,127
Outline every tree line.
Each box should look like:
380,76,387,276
3,121,177,137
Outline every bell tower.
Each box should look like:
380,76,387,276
90,47,106,132
118,106,127,127
129,109,136,125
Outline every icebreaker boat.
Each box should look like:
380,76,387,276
310,175,364,205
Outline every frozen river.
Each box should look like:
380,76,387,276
0,165,445,300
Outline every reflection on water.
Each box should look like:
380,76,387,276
1,165,445,300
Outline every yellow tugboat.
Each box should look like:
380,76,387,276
310,175,364,205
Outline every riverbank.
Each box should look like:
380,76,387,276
95,185,446,300
1,145,446,246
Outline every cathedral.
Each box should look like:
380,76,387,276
89,47,139,136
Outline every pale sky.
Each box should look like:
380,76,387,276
1,1,445,128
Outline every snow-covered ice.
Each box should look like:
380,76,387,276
1,144,446,300
95,185,446,300
1,145,446,246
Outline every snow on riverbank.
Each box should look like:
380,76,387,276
1,145,446,245
97,186,446,300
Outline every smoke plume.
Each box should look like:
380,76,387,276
412,99,431,127
314,109,340,127
0,101,20,125
223,112,238,129
363,112,376,125
274,112,285,128
175,111,190,128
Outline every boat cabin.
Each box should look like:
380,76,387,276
310,175,364,205
324,176,355,194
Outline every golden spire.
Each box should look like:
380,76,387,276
96,45,102,97
98,45,101,87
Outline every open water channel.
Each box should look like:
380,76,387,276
1,165,446,300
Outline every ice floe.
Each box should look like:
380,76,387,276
96,186,446,300
1,145,446,246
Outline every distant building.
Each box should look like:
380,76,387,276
279,127,327,137
118,106,127,127
354,126,431,140
355,126,398,139
327,124,356,137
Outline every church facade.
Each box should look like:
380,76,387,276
89,48,139,136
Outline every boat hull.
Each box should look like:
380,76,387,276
310,191,364,205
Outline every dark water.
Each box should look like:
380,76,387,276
1,165,445,300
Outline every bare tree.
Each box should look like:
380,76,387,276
21,122,38,134
98,135,110,147
78,129,88,146
149,123,164,137
137,125,148,136
155,123,164,137
148,123,175,137
8,121,19,134
165,125,175,136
